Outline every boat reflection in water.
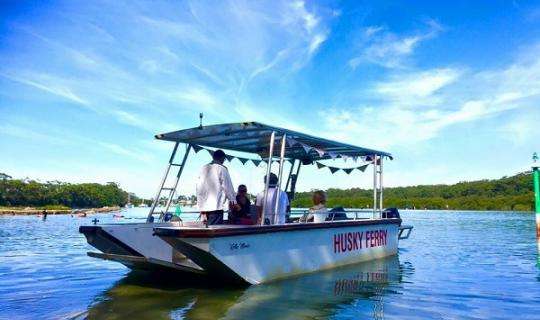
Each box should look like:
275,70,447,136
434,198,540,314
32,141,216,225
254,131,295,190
82,255,413,319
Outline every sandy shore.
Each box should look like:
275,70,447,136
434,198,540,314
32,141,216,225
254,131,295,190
0,206,121,215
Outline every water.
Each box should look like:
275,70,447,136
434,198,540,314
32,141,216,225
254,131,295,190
1,208,539,319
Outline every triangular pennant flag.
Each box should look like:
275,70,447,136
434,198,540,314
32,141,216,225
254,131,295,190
328,152,338,159
343,168,354,174
365,155,373,162
301,143,312,154
251,159,262,167
286,137,298,147
328,166,340,174
316,162,325,169
314,148,325,157
238,157,249,165
192,145,203,153
206,148,214,156
225,155,234,162
358,164,369,172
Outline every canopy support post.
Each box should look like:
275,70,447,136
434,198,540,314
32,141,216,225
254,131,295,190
379,155,384,218
147,142,179,222
164,144,192,215
372,154,378,219
261,131,276,225
284,159,296,192
273,134,287,222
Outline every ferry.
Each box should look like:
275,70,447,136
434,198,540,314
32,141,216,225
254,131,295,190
80,122,413,284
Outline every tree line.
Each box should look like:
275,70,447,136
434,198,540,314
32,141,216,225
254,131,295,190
0,173,131,208
291,172,536,211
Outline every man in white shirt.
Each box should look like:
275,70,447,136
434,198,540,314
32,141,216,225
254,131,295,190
255,173,289,225
196,149,237,225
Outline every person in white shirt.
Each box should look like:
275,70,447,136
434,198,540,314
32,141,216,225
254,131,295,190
196,149,238,225
255,173,289,225
300,190,328,223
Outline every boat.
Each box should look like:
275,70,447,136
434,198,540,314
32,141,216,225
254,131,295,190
80,122,413,284
125,193,134,208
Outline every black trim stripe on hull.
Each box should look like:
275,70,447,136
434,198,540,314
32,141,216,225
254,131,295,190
79,226,143,257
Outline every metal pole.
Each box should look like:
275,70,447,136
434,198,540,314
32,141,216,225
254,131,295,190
284,159,296,192
147,142,179,222
532,152,540,267
261,131,275,225
372,154,377,219
164,144,192,214
379,156,384,218
274,134,287,221
532,153,540,237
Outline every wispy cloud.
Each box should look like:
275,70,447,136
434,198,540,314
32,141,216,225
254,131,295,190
2,72,90,107
349,19,443,69
98,142,153,163
324,43,540,148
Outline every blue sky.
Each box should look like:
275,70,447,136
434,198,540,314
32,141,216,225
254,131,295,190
1,0,539,198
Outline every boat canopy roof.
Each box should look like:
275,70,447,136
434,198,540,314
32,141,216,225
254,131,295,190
156,122,392,162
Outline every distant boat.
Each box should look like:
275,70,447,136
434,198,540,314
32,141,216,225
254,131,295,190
125,193,134,208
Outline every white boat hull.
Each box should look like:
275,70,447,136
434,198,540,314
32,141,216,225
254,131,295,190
155,219,400,284
80,223,204,273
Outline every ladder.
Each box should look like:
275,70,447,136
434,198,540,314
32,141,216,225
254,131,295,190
147,143,192,222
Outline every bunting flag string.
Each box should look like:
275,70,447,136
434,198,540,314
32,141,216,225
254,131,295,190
191,144,372,175
328,167,340,174
284,137,374,163
192,144,203,153
314,161,371,175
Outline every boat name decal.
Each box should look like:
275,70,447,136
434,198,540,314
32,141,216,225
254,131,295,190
333,229,388,253
229,242,250,250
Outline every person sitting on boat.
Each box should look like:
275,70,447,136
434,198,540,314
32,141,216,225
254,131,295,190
255,173,289,225
229,184,252,224
196,149,238,225
300,190,328,223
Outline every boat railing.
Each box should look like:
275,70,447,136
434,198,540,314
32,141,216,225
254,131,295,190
145,208,386,223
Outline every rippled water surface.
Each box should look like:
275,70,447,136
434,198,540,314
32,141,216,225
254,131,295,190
1,208,539,319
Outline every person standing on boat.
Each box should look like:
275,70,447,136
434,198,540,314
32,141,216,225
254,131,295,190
255,173,289,225
196,149,238,225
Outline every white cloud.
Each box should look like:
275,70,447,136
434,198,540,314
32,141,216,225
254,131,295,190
173,87,218,108
98,142,153,163
2,73,90,107
374,68,462,103
0,123,69,145
308,33,327,55
350,20,443,69
323,45,540,149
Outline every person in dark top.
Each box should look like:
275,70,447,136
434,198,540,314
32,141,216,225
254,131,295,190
229,184,252,224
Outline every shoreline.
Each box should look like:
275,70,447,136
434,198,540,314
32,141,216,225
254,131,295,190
0,206,121,216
